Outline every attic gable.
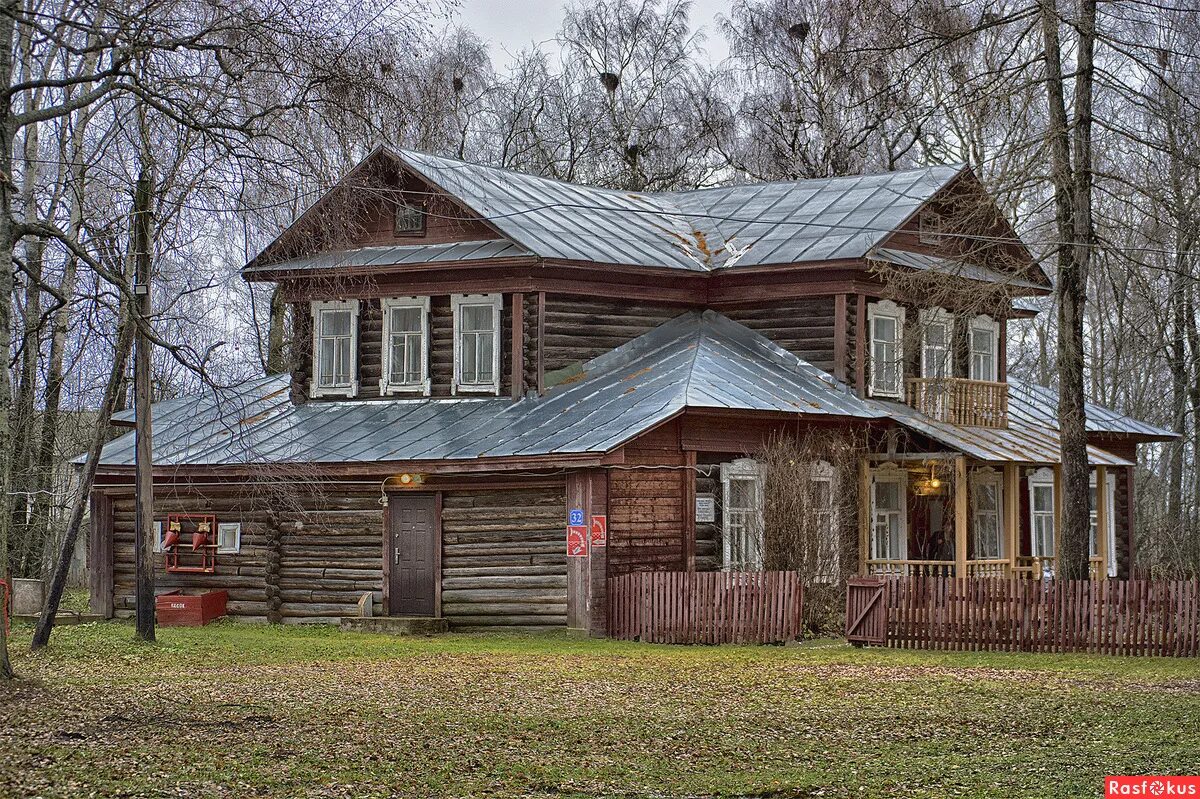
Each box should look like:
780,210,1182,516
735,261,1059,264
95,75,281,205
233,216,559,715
245,148,508,273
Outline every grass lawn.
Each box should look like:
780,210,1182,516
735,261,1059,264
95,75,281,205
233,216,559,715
2,621,1198,798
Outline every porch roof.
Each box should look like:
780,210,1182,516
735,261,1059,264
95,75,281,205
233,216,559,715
880,400,1134,466
93,311,880,469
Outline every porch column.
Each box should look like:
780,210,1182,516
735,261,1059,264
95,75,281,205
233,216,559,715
858,457,870,576
954,455,968,576
1003,463,1020,577
1053,464,1063,574
1096,465,1108,581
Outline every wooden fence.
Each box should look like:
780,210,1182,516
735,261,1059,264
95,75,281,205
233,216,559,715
608,570,804,644
871,576,1200,657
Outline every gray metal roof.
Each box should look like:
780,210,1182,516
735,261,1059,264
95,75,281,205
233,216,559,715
880,400,1135,467
868,247,1047,291
1007,380,1177,440
394,149,966,271
242,239,531,275
96,311,881,469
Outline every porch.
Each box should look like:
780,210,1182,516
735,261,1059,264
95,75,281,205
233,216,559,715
858,454,1119,581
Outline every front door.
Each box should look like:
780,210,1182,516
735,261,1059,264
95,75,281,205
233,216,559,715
388,494,437,616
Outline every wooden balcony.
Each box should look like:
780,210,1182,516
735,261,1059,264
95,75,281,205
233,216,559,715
867,556,1107,580
906,377,1008,428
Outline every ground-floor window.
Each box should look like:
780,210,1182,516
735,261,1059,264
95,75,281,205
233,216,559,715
870,463,908,561
971,468,1003,560
810,460,839,581
1089,470,1118,577
722,458,764,571
1028,467,1056,571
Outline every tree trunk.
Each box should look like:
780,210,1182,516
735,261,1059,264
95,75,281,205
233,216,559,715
31,293,136,649
0,0,19,681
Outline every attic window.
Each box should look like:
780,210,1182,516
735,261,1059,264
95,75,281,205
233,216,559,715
394,201,425,235
919,210,943,245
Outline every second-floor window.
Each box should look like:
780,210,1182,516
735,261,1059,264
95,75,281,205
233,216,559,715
311,299,359,398
969,315,999,382
867,299,905,399
380,297,430,395
919,308,952,380
452,293,502,394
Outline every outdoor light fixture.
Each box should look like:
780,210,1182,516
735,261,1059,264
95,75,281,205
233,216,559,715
914,464,943,496
394,473,426,488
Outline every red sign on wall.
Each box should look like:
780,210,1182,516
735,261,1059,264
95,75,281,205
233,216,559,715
566,525,588,557
590,514,607,547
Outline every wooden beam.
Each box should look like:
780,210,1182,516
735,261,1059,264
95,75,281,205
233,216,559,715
684,450,697,572
954,455,968,576
510,292,524,400
1125,465,1136,578
381,496,392,615
1096,465,1108,581
858,458,871,576
1003,462,1020,577
833,293,848,382
536,291,546,395
854,294,867,396
997,316,1008,384
88,492,114,618
1053,463,1063,573
434,491,444,617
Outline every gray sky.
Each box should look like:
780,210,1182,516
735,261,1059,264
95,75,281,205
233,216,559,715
450,0,733,65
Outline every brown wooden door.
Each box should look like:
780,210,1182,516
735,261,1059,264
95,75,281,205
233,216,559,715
388,494,438,616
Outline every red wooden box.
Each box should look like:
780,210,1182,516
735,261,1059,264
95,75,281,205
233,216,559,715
156,590,228,627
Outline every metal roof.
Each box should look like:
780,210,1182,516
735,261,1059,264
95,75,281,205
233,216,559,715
241,240,531,275
96,311,881,469
880,400,1135,467
1007,380,1177,440
394,149,966,272
868,247,1047,291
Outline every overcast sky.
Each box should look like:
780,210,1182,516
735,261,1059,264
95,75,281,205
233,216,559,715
450,0,733,65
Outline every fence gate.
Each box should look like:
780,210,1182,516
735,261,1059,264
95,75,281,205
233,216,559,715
845,576,887,646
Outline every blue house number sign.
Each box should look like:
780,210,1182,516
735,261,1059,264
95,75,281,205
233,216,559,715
569,508,584,526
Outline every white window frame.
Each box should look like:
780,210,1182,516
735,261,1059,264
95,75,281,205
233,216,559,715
870,463,908,561
451,293,502,395
970,467,1004,560
721,458,765,572
1028,467,1056,569
919,308,953,380
867,299,906,399
379,296,430,396
919,209,943,245
153,520,164,553
811,460,839,582
216,522,242,554
1089,470,1118,578
968,315,1000,383
310,299,360,398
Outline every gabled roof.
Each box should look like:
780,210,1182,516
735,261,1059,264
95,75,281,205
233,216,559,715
251,146,972,274
95,312,881,470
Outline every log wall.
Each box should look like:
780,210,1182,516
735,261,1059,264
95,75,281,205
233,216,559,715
541,295,683,375
607,420,688,575
723,297,838,373
440,487,567,631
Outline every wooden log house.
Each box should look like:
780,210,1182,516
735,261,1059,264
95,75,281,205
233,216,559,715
87,147,1175,634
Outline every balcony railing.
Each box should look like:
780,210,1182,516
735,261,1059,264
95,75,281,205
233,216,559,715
906,377,1009,428
866,557,1106,580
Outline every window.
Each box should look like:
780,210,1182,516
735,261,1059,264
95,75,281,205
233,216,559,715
380,297,430,395
310,300,360,398
1028,467,1055,572
919,209,943,245
153,520,164,553
1089,470,1118,577
971,468,1003,560
394,201,425,235
216,522,241,554
919,308,953,380
452,293,502,394
870,463,908,561
969,315,999,382
867,300,905,399
722,458,764,571
811,460,839,582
